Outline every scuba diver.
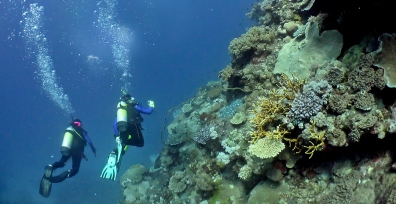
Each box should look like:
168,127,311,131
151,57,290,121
39,119,97,197
100,92,154,181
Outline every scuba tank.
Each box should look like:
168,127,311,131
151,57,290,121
117,101,128,132
61,127,74,156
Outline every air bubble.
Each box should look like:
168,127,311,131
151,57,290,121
21,3,74,114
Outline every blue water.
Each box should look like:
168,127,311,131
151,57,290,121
0,0,255,203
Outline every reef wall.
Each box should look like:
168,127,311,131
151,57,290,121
119,0,396,203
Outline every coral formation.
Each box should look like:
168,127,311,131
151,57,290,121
274,22,343,79
228,26,276,63
168,171,187,193
249,137,285,159
119,1,396,203
230,112,245,125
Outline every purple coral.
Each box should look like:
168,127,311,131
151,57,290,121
287,91,323,120
288,80,332,120
193,125,211,145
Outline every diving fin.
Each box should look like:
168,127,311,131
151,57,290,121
100,152,119,181
39,165,53,197
116,141,122,163
101,141,123,181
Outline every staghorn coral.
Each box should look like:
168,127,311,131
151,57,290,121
249,93,287,142
303,122,326,159
249,74,303,143
277,73,306,101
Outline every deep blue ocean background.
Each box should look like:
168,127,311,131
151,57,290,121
0,0,256,203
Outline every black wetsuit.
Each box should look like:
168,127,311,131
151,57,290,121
49,125,95,183
113,101,153,156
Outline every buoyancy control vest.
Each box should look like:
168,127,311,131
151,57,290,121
61,126,86,156
116,101,143,132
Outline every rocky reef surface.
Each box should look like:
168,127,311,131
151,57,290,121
119,0,396,203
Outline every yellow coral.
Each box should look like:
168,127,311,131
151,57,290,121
249,74,304,143
277,73,306,101
303,121,326,159
247,74,306,158
249,137,285,159
267,125,290,140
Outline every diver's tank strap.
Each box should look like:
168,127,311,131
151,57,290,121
65,126,84,140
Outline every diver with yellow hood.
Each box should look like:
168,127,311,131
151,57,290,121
39,119,97,197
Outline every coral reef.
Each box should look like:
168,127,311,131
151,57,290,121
119,1,396,203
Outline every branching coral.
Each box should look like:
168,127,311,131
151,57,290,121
277,73,306,101
284,120,326,159
249,74,303,143
302,121,326,159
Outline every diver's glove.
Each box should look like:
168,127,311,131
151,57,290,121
148,100,155,108
115,136,121,144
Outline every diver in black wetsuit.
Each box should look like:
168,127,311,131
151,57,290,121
39,119,96,197
100,93,154,181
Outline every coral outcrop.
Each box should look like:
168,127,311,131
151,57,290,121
119,1,396,203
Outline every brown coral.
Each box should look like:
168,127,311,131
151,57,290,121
353,91,375,111
325,128,347,147
347,54,386,91
228,26,276,62
328,93,352,114
324,67,345,86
